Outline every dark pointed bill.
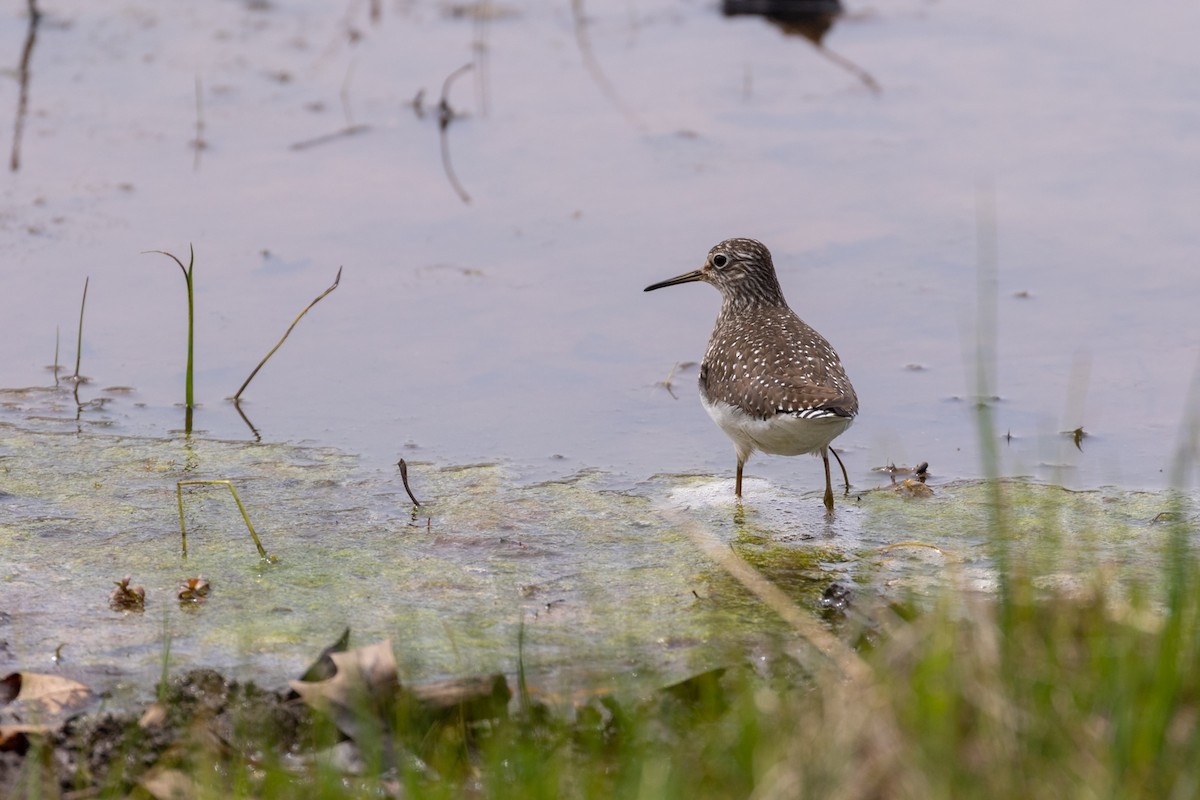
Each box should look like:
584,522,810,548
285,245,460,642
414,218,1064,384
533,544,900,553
643,269,705,292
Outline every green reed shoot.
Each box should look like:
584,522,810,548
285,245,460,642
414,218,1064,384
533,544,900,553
72,276,88,382
176,479,272,561
148,246,195,414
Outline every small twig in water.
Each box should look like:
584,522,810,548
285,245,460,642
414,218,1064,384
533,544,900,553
289,125,370,151
288,60,372,150
438,63,474,204
397,459,422,507
176,479,273,561
232,266,343,402
10,0,42,172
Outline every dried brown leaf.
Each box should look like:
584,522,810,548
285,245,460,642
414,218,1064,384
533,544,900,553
0,671,95,721
288,640,398,741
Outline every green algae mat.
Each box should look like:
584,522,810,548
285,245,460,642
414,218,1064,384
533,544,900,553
0,420,1187,706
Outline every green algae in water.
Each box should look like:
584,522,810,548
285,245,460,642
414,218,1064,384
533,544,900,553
1,420,1192,707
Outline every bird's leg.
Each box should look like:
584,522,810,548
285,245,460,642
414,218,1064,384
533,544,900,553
735,460,744,498
830,447,850,496
822,447,835,511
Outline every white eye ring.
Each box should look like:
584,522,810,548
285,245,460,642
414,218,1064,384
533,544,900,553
712,253,728,268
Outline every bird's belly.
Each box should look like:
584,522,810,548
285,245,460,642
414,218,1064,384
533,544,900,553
702,399,853,458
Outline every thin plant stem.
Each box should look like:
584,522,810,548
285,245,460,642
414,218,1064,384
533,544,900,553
10,0,41,172
176,479,272,561
146,246,195,413
516,617,530,715
73,276,89,381
438,64,473,204
157,610,172,704
232,266,343,401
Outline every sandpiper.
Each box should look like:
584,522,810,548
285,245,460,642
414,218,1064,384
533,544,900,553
645,238,858,510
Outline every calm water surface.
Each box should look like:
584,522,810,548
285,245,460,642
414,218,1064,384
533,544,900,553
2,0,1198,492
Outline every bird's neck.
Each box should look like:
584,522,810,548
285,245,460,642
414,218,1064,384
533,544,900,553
719,289,789,318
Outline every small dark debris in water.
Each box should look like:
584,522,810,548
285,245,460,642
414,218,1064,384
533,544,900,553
819,581,852,613
396,458,421,507
289,123,370,151
178,577,210,603
1004,430,1013,443
722,0,878,92
436,63,474,203
444,2,520,20
904,363,926,371
723,0,841,21
109,576,145,612
1013,290,1033,299
1067,426,1087,451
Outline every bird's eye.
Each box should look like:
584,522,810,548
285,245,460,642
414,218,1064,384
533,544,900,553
712,253,728,268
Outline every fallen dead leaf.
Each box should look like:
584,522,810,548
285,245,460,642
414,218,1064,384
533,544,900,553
0,671,95,723
289,640,398,742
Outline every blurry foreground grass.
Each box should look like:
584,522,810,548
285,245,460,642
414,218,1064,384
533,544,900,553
6,498,1199,800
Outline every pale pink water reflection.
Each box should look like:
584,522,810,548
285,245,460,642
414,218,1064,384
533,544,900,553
0,0,1197,493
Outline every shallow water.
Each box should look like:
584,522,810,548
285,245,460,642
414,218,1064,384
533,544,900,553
1,1,1199,694
0,0,1197,491
0,411,1185,702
